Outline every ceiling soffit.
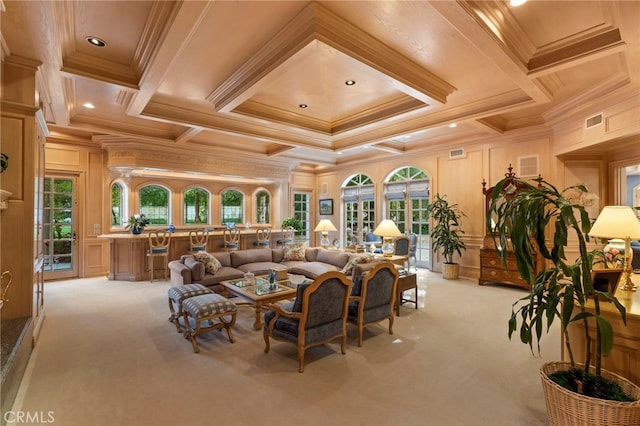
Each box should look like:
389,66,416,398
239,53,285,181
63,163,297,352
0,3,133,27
206,2,456,136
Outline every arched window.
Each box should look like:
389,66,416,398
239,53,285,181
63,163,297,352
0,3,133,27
385,166,430,268
342,174,375,246
111,181,127,228
184,187,210,225
139,184,170,226
255,190,270,224
221,189,243,225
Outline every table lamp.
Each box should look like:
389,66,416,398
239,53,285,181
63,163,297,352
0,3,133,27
373,219,402,257
314,219,337,249
589,205,640,291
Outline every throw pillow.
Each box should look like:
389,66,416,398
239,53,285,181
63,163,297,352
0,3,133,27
283,243,307,261
341,254,375,276
292,283,310,312
193,252,222,274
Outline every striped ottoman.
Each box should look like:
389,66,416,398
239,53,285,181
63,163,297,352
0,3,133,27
182,293,238,353
168,284,214,333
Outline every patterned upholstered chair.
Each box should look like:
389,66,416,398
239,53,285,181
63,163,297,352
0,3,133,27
263,271,352,373
347,262,399,346
393,235,410,270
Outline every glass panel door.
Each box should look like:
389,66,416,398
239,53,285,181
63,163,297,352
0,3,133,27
44,175,78,280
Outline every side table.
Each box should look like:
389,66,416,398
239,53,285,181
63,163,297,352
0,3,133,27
395,272,417,316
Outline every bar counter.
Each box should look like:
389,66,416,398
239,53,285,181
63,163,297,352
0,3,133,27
100,228,286,282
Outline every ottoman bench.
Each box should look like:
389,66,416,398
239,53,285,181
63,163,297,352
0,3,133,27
182,293,238,353
168,284,214,333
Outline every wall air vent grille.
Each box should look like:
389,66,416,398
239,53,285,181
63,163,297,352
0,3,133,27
585,113,603,128
518,155,539,177
449,148,466,159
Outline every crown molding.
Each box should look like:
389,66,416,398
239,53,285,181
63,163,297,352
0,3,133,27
207,2,455,115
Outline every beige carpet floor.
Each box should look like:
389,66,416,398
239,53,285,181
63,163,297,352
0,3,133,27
9,270,560,426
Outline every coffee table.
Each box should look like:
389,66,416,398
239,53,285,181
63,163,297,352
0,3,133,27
220,275,305,330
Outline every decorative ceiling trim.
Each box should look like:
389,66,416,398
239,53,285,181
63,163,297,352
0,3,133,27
207,2,455,117
234,95,426,135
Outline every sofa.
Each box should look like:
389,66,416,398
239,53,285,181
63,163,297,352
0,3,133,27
169,247,370,292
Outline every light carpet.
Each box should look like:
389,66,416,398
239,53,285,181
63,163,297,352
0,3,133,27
9,270,559,426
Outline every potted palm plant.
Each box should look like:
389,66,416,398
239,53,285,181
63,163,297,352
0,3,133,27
425,193,466,279
487,176,640,425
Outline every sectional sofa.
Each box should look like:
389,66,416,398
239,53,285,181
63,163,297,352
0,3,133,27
169,246,373,292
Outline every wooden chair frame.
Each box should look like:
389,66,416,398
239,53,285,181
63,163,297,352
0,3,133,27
223,227,240,251
189,229,209,253
147,231,172,282
255,227,271,248
263,271,352,372
348,262,399,346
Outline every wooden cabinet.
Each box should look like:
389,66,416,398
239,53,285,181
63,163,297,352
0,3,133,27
564,282,640,385
479,166,543,289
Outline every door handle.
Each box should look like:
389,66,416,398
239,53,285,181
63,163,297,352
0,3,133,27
73,231,77,242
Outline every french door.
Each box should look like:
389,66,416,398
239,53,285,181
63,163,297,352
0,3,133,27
43,175,78,280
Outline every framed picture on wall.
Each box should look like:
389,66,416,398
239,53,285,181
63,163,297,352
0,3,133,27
319,199,333,215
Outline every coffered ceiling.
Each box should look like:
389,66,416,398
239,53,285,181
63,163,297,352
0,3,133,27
1,1,638,171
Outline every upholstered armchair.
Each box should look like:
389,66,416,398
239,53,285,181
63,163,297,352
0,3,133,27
348,262,399,347
263,271,352,373
393,235,410,270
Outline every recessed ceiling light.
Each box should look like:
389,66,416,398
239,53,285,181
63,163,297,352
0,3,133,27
83,102,96,109
299,104,308,108
86,36,106,47
509,0,527,6
345,80,356,86
449,123,457,128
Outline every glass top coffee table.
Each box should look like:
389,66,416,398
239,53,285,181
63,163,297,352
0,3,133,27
220,275,311,330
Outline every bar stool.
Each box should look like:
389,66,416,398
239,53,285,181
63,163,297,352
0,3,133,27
275,227,294,248
189,229,209,253
147,231,171,282
223,227,240,251
253,228,271,248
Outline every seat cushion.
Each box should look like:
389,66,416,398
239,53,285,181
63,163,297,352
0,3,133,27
183,294,237,319
168,284,213,304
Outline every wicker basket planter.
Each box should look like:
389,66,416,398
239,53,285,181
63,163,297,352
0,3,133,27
541,362,640,426
441,263,459,280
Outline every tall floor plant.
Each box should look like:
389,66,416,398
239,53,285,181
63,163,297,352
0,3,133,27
487,176,628,399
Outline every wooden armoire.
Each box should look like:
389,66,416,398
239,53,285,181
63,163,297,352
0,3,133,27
478,166,544,289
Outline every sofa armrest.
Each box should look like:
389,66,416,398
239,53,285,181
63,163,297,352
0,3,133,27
169,260,192,285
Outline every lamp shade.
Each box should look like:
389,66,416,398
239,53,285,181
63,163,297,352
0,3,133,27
589,206,640,239
373,219,402,237
314,219,337,233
